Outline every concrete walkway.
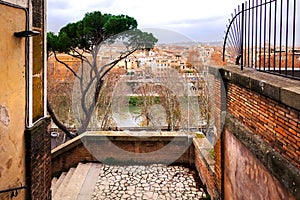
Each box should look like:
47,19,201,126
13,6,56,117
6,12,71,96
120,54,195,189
91,164,207,200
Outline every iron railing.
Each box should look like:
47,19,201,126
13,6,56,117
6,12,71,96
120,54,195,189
223,0,299,79
0,185,26,198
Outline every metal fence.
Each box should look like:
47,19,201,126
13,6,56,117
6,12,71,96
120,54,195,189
223,0,299,79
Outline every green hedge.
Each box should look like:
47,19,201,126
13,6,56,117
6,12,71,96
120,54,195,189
129,96,160,106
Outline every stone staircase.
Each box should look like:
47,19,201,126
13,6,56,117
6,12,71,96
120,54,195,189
51,163,102,200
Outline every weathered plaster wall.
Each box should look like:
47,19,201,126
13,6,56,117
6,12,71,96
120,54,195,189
0,4,26,200
224,129,295,200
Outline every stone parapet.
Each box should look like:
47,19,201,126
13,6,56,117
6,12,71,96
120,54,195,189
218,65,300,111
51,132,194,176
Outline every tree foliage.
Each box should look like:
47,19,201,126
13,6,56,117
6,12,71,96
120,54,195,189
47,11,157,138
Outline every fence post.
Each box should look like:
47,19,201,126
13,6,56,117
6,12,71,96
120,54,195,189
241,3,245,70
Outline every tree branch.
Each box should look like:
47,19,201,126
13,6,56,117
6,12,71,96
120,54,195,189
99,48,138,80
54,52,81,80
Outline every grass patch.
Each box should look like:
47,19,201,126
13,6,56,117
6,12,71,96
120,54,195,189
196,133,205,138
209,148,215,159
129,96,160,106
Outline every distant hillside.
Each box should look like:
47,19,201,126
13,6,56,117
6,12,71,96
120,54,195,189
157,41,223,47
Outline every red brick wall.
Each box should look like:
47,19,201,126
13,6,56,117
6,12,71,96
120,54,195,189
194,152,219,199
214,139,222,193
51,142,96,176
25,117,52,200
213,76,222,136
213,77,222,194
227,83,300,169
193,67,299,199
194,73,224,198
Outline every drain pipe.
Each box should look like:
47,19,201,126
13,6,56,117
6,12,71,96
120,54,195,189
0,0,39,128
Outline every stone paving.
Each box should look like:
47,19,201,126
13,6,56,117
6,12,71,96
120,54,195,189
92,164,208,200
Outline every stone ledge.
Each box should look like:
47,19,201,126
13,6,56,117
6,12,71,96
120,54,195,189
51,131,195,175
208,65,300,111
51,133,84,159
51,131,193,158
193,138,215,174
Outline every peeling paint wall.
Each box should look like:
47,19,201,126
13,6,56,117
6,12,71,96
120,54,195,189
0,3,26,200
0,105,10,126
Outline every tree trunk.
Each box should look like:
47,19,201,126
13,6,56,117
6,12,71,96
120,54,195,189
77,79,104,134
76,111,93,134
47,100,76,139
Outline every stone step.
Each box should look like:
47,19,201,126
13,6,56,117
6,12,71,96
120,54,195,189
77,163,103,200
53,167,75,200
51,177,58,187
59,163,92,200
51,172,66,196
51,177,58,194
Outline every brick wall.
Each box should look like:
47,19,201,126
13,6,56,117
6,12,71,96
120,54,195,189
193,138,220,199
51,139,96,176
194,153,218,198
25,117,51,200
193,70,226,198
227,82,300,169
213,76,222,194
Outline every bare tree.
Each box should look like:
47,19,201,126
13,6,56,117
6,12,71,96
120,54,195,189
47,11,157,138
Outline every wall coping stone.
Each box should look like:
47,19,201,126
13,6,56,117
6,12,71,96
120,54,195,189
193,138,215,173
51,132,84,159
51,131,194,159
208,65,300,111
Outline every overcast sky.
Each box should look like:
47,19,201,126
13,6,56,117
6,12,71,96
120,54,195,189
47,0,248,42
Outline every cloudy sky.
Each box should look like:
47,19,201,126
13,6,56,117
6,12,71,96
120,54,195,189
47,0,248,43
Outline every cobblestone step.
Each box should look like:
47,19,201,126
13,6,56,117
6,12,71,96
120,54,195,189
92,164,207,199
